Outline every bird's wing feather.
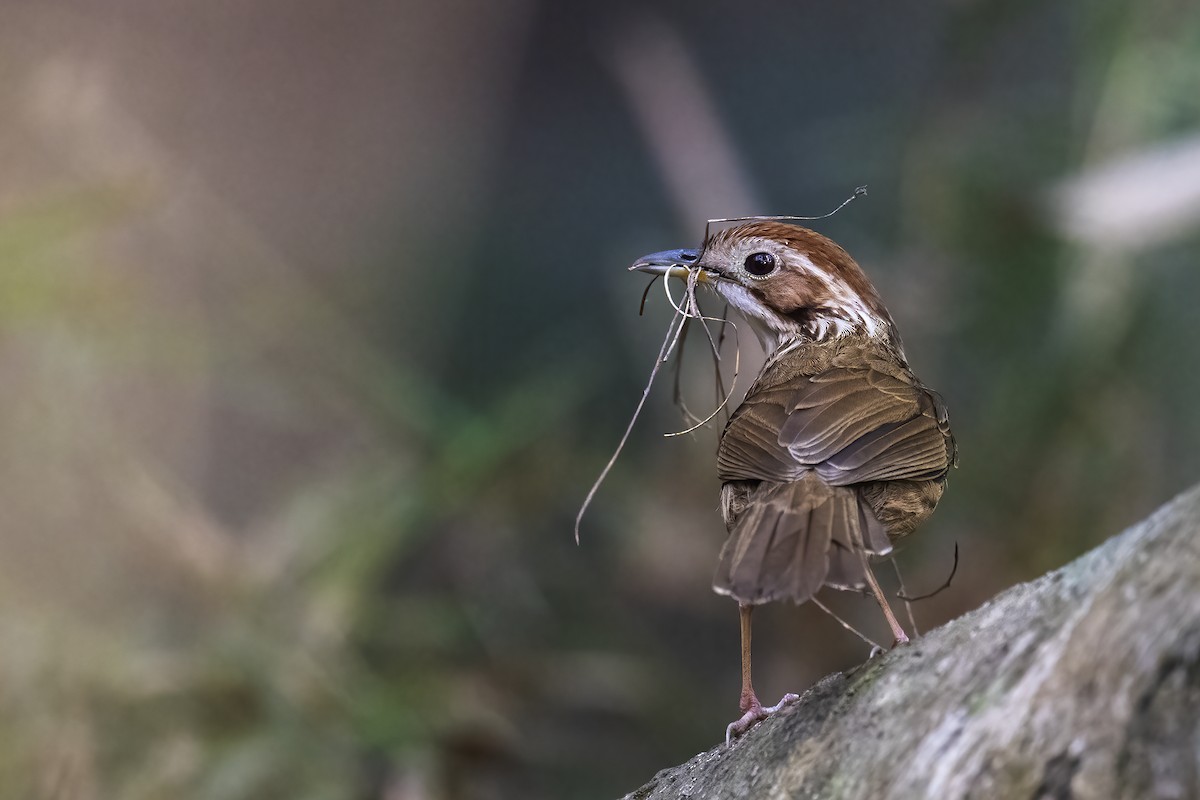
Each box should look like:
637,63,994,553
717,365,952,486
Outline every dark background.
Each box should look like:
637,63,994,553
2,1,1199,798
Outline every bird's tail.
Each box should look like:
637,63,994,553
713,473,890,605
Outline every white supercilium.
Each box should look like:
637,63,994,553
715,253,884,355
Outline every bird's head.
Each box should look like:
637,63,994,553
631,222,896,352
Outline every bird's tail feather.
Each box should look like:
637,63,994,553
713,474,890,605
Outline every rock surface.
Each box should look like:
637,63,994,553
621,484,1200,800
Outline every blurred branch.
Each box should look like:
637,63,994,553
1049,131,1200,250
605,14,760,228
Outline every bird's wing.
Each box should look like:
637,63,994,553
717,365,953,486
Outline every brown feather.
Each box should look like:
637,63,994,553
704,222,894,326
716,475,849,604
714,334,955,603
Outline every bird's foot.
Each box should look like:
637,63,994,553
724,693,799,745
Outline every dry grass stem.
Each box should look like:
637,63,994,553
812,596,885,651
890,558,921,637
575,265,739,542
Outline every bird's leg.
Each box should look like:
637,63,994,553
724,604,798,745
862,560,909,647
737,603,758,712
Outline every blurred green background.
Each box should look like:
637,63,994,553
2,1,1200,798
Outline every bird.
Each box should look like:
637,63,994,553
630,221,956,743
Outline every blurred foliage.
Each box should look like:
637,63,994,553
1,1,1199,799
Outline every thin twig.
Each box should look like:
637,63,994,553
577,263,743,537
890,558,920,637
657,268,739,434
896,543,960,602
671,316,702,427
658,269,743,437
713,304,731,426
639,275,660,316
705,186,868,241
661,274,692,359
663,324,739,437
812,596,885,651
575,305,687,544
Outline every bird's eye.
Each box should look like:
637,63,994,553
744,252,776,276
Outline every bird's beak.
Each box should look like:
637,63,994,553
628,248,714,282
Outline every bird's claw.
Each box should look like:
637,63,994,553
724,693,799,745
